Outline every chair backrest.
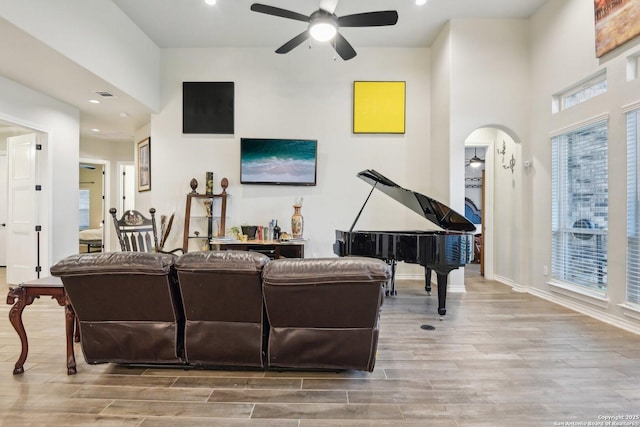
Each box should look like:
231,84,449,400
109,208,159,252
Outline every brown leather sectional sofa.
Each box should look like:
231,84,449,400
51,250,390,372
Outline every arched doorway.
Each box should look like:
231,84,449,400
464,126,521,285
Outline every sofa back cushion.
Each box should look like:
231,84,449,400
262,257,389,328
175,250,270,367
51,252,183,364
262,257,390,371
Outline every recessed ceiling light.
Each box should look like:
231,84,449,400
204,0,216,5
416,0,427,5
119,112,129,118
91,128,100,132
89,99,100,104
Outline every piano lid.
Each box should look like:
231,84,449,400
357,169,476,232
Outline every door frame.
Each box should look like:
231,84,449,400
117,161,135,214
465,140,495,281
79,157,110,252
0,150,7,267
0,114,51,284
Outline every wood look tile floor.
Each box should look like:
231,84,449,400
2,265,640,426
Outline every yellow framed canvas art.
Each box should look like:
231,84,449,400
353,81,406,134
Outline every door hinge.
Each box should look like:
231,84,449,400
35,225,42,232
35,266,42,273
35,185,42,191
36,144,42,150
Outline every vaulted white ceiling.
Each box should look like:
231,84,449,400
113,0,548,49
0,0,549,141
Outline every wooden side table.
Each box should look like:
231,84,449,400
6,276,77,375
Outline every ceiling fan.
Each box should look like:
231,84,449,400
250,1,398,61
466,148,485,168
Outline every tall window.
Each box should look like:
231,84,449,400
627,108,640,304
79,189,90,230
552,120,608,291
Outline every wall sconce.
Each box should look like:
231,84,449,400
503,154,516,174
498,140,516,174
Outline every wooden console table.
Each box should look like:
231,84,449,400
211,239,306,259
6,276,77,375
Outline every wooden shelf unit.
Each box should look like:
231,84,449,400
182,181,228,253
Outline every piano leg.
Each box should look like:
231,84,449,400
436,271,448,316
424,268,432,294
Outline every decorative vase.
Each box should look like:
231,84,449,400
291,205,303,239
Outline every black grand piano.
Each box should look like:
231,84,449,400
334,169,476,316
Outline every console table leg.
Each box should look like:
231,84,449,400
7,287,31,375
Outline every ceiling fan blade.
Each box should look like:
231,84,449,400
333,32,357,60
319,0,339,14
338,10,398,27
250,3,310,22
276,30,310,54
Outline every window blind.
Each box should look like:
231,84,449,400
79,189,90,231
551,120,608,291
627,109,640,304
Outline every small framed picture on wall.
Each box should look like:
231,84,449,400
137,137,151,192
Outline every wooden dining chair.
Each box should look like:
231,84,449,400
109,208,182,254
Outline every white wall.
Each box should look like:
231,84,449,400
0,74,80,278
429,22,453,205
145,47,430,273
430,19,529,288
493,129,521,284
0,0,160,110
527,0,640,332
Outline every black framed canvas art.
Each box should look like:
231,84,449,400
183,82,234,134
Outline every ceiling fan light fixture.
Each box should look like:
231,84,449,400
469,156,483,168
309,19,337,42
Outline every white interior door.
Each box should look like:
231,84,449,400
7,134,37,285
0,153,7,266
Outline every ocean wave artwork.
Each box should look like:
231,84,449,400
241,139,317,185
